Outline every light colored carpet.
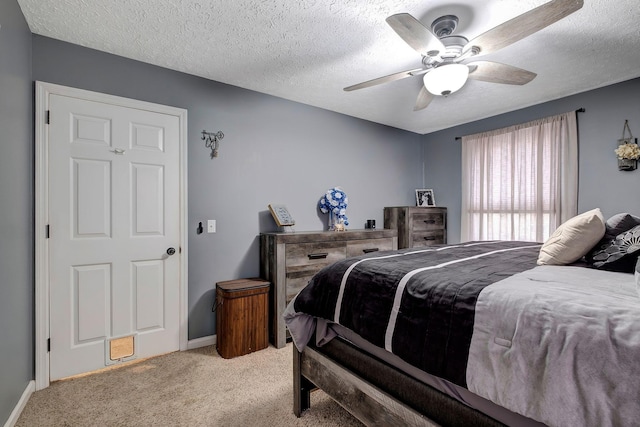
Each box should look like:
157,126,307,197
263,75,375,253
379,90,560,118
17,344,362,426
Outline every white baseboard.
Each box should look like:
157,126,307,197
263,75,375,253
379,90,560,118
186,334,216,350
4,380,35,427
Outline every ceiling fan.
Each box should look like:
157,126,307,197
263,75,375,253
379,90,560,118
344,0,584,111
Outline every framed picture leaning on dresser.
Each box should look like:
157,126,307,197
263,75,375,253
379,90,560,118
415,189,436,207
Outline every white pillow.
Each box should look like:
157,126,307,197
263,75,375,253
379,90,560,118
537,208,605,265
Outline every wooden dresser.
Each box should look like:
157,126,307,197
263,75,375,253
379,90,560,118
384,206,447,249
260,229,398,348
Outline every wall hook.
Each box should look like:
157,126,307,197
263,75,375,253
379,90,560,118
202,130,225,158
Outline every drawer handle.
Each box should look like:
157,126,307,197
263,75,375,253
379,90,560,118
308,253,328,260
423,220,436,224
362,248,379,254
424,236,436,241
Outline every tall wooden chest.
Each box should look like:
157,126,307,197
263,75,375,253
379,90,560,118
384,206,447,249
215,278,270,359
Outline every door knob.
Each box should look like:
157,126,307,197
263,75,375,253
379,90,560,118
166,247,176,256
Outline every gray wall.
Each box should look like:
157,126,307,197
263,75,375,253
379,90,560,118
32,35,423,340
422,78,640,243
0,0,34,424
6,6,637,422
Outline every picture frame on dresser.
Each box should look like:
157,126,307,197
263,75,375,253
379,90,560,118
415,189,436,207
268,204,295,226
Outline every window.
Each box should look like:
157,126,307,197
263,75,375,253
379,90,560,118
461,112,578,242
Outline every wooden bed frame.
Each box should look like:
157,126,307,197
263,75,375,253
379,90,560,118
293,337,506,427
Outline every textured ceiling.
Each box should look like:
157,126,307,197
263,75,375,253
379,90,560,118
17,0,640,134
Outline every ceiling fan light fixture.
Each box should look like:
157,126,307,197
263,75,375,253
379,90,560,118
423,64,469,96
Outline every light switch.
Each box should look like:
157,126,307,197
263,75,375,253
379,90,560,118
207,220,216,233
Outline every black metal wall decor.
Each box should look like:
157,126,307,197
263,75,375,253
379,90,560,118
615,120,639,171
202,130,225,158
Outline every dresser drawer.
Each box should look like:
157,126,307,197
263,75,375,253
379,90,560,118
411,212,445,231
285,273,316,304
284,242,346,303
411,230,445,247
285,242,346,267
346,238,395,257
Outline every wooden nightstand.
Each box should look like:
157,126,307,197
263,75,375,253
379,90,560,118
384,206,447,249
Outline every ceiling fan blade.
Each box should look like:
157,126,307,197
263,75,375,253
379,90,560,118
463,0,584,57
386,13,446,57
414,86,435,111
466,61,537,85
344,68,424,91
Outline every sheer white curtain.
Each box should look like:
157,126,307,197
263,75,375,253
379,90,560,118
461,111,578,242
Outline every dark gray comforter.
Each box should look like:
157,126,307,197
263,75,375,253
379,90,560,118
288,241,540,385
284,241,640,426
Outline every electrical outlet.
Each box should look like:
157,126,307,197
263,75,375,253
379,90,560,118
207,220,216,233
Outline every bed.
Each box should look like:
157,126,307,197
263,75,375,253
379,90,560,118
284,211,640,426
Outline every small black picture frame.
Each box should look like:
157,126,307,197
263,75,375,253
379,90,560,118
415,189,436,207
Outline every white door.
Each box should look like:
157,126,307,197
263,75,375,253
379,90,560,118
48,93,181,380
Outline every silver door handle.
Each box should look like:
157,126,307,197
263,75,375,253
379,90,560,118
110,148,125,155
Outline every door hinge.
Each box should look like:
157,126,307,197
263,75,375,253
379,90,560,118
47,338,51,352
46,110,50,124
46,224,50,239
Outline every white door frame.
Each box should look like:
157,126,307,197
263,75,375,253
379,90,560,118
34,81,189,390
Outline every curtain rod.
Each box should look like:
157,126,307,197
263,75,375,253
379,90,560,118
454,108,586,140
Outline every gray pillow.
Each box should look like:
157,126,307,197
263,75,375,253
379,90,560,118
603,213,640,240
588,225,640,272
